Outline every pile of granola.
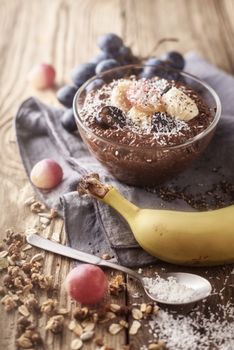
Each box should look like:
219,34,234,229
0,198,164,350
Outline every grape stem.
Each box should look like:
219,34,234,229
140,37,179,60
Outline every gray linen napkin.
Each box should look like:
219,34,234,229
14,53,234,267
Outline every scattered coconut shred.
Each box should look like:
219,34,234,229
140,274,234,350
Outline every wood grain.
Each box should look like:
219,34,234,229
0,0,233,349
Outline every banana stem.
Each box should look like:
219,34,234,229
77,173,111,199
77,174,139,221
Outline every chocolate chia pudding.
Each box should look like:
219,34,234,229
74,66,220,186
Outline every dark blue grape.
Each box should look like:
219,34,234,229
142,58,165,78
144,57,163,66
89,51,113,64
117,45,136,65
95,59,119,74
86,78,104,93
97,33,123,54
71,63,96,87
61,109,77,133
118,46,132,58
161,51,185,70
56,85,77,108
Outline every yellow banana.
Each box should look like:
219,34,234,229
78,175,234,266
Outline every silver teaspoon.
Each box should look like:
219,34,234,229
26,233,212,305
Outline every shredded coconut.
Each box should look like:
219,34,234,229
144,303,234,350
143,275,196,303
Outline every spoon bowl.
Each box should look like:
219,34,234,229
142,272,212,305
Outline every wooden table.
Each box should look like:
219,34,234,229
0,1,233,349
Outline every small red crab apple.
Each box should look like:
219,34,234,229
30,159,63,190
28,63,56,89
65,264,109,305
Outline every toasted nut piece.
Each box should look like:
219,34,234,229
30,253,44,264
119,319,129,328
132,308,143,320
148,341,166,349
70,338,83,350
153,305,160,314
101,253,112,260
30,201,45,213
41,298,58,314
140,303,147,312
95,337,104,346
45,315,64,333
129,320,141,335
17,316,31,328
109,323,123,335
16,333,33,348
73,306,89,321
1,294,17,311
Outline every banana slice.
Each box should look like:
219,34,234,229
128,106,151,128
162,87,198,121
111,80,132,112
126,80,165,114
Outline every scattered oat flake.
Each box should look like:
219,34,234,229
132,307,143,320
109,303,121,312
73,323,83,336
109,323,123,335
30,253,44,263
24,196,36,206
71,338,83,350
57,307,69,315
83,321,95,332
129,320,141,335
0,250,8,258
68,320,77,331
22,244,32,251
18,305,30,317
80,330,94,341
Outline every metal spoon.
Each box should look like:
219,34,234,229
26,233,212,305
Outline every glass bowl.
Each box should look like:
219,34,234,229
73,65,221,187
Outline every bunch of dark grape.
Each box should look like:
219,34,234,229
57,33,185,133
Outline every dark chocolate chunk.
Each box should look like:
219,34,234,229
95,105,126,129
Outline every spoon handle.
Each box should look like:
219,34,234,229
26,233,142,282
26,233,102,265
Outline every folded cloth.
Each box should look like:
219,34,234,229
14,53,234,267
